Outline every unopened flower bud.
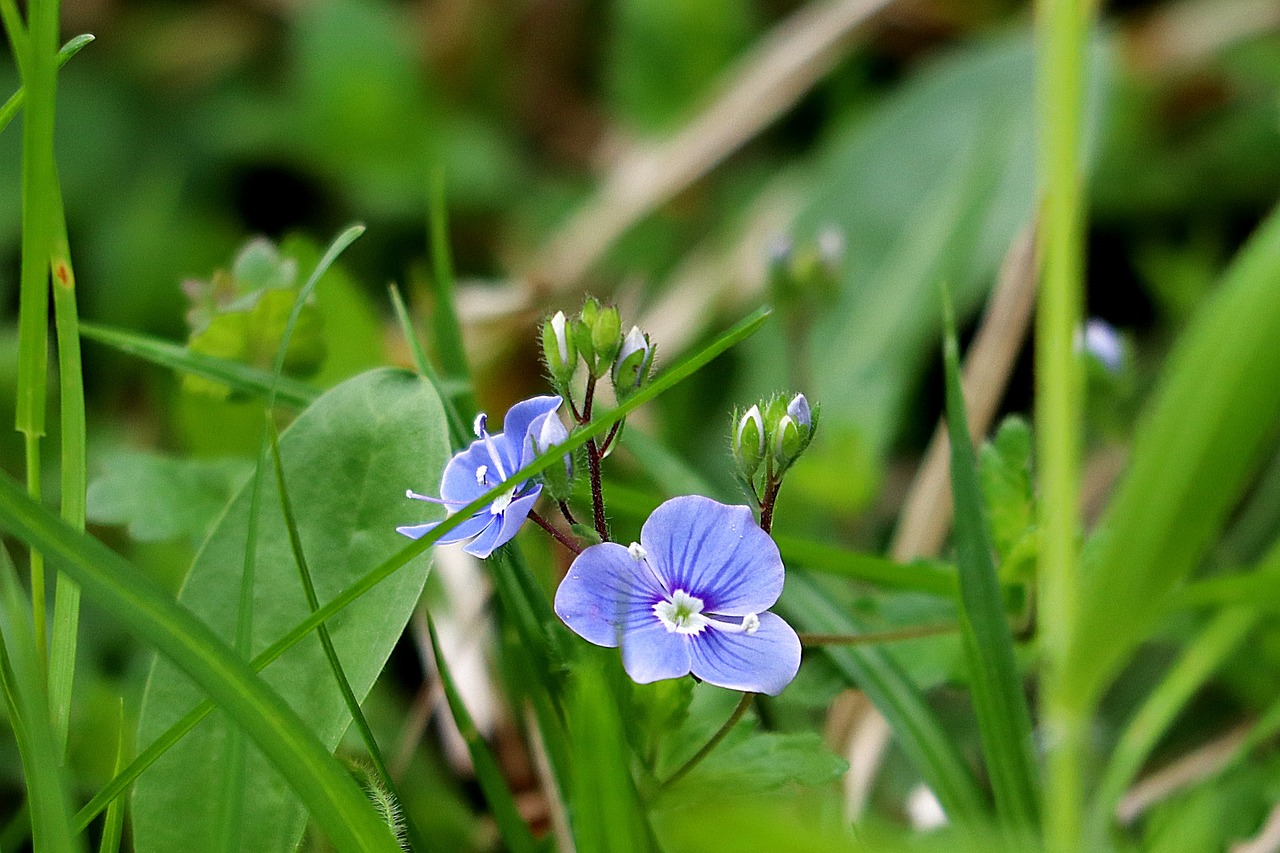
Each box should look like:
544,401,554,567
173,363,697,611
612,326,654,398
775,414,802,467
575,298,600,367
541,311,578,384
733,405,765,479
590,305,623,376
786,393,812,436
1075,318,1125,373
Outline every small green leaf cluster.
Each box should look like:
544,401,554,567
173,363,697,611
182,238,327,400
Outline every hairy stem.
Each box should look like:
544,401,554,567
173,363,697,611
528,509,583,556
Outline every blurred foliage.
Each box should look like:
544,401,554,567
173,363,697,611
1,0,1279,849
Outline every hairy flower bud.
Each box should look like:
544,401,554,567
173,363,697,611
612,326,654,399
590,306,623,376
732,405,766,479
542,311,578,385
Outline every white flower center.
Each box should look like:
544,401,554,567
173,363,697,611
490,487,515,515
654,590,710,635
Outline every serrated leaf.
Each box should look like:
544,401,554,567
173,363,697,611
86,451,251,543
670,729,847,795
132,368,449,852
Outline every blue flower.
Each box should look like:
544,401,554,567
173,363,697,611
397,395,565,558
554,495,801,695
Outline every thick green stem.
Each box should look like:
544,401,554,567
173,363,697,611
1035,0,1093,848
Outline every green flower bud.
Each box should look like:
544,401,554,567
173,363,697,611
612,325,654,399
541,310,577,384
575,298,600,368
590,305,623,376
774,414,802,468
733,405,765,479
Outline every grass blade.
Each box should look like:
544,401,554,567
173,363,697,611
1067,203,1280,703
941,292,1040,826
1088,606,1257,842
97,699,126,853
0,476,401,851
388,282,470,448
775,535,956,597
426,168,476,417
427,616,537,853
781,574,987,822
79,322,320,408
48,178,86,760
0,33,93,134
0,545,81,853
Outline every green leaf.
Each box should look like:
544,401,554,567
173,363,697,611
0,471,400,851
665,728,846,795
780,574,986,822
941,294,1040,826
80,322,320,409
0,546,82,853
978,416,1035,561
1067,203,1280,706
86,451,251,543
132,368,449,852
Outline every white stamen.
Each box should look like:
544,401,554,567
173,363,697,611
742,613,760,635
475,465,488,486
473,412,488,438
628,542,647,561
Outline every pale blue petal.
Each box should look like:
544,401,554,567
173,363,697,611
461,490,537,559
688,612,801,696
621,619,692,684
640,495,783,616
555,542,667,648
525,410,571,470
439,438,502,505
396,510,493,545
502,395,562,471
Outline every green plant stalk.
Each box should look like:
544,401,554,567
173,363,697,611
427,168,476,417
0,33,93,134
9,0,60,668
1087,606,1256,842
1035,0,1092,847
268,422,431,853
0,545,81,852
47,182,85,760
943,292,1040,827
70,307,770,829
0,476,402,851
427,616,537,853
659,692,754,790
97,700,126,853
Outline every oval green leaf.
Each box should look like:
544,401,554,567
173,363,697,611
133,368,449,852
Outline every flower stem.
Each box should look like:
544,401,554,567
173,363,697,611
528,509,583,556
798,622,957,646
557,500,578,526
581,376,610,541
759,478,782,534
659,692,754,790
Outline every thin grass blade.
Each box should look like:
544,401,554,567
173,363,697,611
0,33,93,134
941,292,1040,826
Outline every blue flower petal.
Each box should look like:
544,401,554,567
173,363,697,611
687,612,801,696
640,495,783,616
502,395,562,470
396,510,493,545
439,438,510,504
555,542,667,647
620,619,692,684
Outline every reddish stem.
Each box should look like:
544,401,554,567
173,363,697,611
528,509,583,556
759,478,782,534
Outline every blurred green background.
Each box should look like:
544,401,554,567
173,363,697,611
3,0,1280,848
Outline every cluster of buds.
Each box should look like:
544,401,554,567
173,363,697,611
541,298,655,403
731,392,818,511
